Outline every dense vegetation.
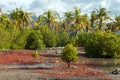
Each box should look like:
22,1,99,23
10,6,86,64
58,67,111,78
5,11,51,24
0,7,120,58
76,31,120,58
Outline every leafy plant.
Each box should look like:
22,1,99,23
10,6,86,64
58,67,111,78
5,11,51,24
25,30,45,50
75,31,92,47
32,51,39,58
0,28,11,50
40,25,57,47
57,32,69,46
10,28,32,49
61,44,78,68
84,30,120,58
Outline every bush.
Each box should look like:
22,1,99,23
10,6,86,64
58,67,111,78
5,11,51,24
68,36,76,45
32,51,39,58
25,30,45,50
75,31,92,47
57,32,69,46
84,30,120,58
40,25,57,47
0,28,10,50
10,28,32,49
7,26,20,49
61,44,78,68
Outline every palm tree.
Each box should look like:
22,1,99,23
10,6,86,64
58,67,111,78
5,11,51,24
38,9,60,30
113,15,120,31
90,11,97,30
81,14,90,32
63,11,74,33
10,8,23,29
72,7,81,34
96,7,110,30
72,7,90,33
10,8,34,29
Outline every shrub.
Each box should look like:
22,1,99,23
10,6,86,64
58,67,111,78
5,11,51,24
68,36,76,45
61,44,78,68
75,31,91,47
84,30,120,58
32,51,39,58
25,30,45,50
57,32,69,46
40,25,57,47
0,28,10,50
7,26,20,49
10,28,32,49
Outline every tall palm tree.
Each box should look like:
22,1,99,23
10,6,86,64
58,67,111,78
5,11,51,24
10,8,34,29
96,7,110,30
73,7,81,34
63,11,74,33
72,7,90,33
81,14,90,32
10,8,23,29
38,9,60,30
113,15,120,31
90,11,97,30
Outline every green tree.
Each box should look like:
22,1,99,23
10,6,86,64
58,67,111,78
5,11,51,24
10,8,35,29
75,31,89,47
81,14,90,32
38,9,60,29
57,32,69,46
84,30,120,58
72,7,81,36
113,15,120,31
63,11,74,33
61,44,78,68
0,28,10,50
96,7,110,30
6,26,20,49
0,13,10,29
90,11,97,30
10,28,32,49
40,25,57,47
25,30,45,50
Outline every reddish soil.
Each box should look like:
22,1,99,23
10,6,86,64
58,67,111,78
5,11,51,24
0,50,41,65
0,50,112,79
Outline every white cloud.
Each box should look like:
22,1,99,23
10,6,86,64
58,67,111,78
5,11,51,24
82,3,93,11
0,0,33,12
100,0,107,8
116,0,120,3
0,0,119,16
99,0,111,9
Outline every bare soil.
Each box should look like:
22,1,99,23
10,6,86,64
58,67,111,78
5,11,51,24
0,50,113,80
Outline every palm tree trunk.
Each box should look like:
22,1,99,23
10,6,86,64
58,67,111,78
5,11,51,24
67,21,70,35
91,20,94,30
99,19,102,30
48,21,51,28
86,26,88,32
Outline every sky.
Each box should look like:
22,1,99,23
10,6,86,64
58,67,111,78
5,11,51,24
0,0,120,17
